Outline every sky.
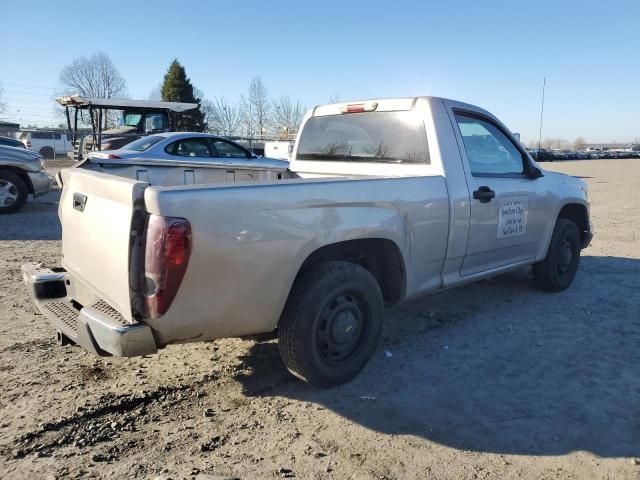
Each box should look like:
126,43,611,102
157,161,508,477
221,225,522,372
1,0,638,143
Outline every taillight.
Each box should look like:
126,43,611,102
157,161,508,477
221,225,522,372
26,140,32,148
143,215,192,319
106,154,121,159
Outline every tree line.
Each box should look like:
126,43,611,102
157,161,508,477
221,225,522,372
57,52,305,139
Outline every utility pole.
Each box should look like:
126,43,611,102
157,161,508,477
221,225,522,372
537,77,546,152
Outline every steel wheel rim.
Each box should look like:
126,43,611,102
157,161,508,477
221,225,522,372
0,180,18,206
316,293,367,364
557,235,574,275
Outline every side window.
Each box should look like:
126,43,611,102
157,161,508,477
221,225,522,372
211,139,249,158
144,113,167,132
454,113,524,175
166,138,212,157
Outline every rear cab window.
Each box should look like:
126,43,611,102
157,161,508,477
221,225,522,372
296,111,430,165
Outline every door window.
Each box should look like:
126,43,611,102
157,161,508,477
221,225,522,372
144,113,168,132
454,114,524,175
166,138,212,157
211,139,249,158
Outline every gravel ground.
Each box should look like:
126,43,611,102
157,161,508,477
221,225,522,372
0,159,639,480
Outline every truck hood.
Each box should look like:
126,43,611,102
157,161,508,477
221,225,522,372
0,144,43,171
0,144,41,161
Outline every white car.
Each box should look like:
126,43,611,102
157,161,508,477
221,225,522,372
18,131,74,159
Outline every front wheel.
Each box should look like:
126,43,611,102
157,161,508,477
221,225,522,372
278,261,383,388
0,171,28,214
532,218,581,292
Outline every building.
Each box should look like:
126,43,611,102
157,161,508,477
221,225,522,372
0,120,20,137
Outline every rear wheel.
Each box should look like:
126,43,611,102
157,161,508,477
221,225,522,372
278,261,383,388
532,218,581,292
0,171,28,214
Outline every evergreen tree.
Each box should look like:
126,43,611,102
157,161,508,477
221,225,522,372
160,59,207,132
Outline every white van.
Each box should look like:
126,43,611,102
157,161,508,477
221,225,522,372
17,131,73,159
264,140,294,161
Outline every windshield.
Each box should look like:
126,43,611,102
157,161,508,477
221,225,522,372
118,112,143,127
296,111,430,164
123,135,164,152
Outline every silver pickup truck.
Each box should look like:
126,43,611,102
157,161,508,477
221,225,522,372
23,96,592,387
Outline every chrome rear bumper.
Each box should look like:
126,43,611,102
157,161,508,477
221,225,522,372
21,263,157,357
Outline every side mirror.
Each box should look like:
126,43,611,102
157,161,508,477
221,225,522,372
529,165,544,179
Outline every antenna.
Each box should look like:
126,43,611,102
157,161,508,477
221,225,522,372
537,77,546,152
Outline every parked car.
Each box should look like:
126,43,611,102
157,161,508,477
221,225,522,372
23,96,592,387
0,135,26,149
86,132,288,172
0,145,53,213
17,131,74,159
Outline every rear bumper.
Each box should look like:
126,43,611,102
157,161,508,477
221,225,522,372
21,263,157,357
27,171,54,197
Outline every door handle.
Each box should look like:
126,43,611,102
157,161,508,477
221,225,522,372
473,186,495,203
73,193,87,212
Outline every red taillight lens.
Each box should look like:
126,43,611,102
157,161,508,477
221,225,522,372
106,154,121,159
143,215,192,319
26,140,32,148
346,104,365,113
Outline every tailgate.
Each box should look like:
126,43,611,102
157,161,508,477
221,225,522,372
60,168,147,321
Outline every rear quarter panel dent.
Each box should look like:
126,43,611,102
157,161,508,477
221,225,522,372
143,176,449,344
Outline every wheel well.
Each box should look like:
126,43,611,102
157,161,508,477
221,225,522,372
296,239,406,306
558,203,588,242
0,167,34,194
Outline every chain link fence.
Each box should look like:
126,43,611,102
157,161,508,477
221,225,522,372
0,128,144,165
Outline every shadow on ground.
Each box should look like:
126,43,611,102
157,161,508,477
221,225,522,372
234,255,640,458
0,191,61,240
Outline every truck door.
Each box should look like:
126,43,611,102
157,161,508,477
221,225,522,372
451,111,548,277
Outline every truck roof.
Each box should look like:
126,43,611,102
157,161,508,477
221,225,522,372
312,96,491,118
56,95,198,113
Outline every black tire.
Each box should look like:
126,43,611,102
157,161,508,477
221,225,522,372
0,170,28,214
532,218,581,292
278,261,384,388
39,146,54,159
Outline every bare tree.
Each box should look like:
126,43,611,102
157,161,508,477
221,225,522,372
207,97,242,137
328,93,341,103
241,77,270,139
58,52,128,128
272,96,305,138
573,137,587,149
148,82,162,101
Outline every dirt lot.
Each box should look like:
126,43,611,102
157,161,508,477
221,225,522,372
1,159,639,480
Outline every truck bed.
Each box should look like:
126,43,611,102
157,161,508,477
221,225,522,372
50,165,449,350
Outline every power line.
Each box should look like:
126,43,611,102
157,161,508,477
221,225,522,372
2,82,57,90
3,90,56,97
4,97,58,104
1,113,60,118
